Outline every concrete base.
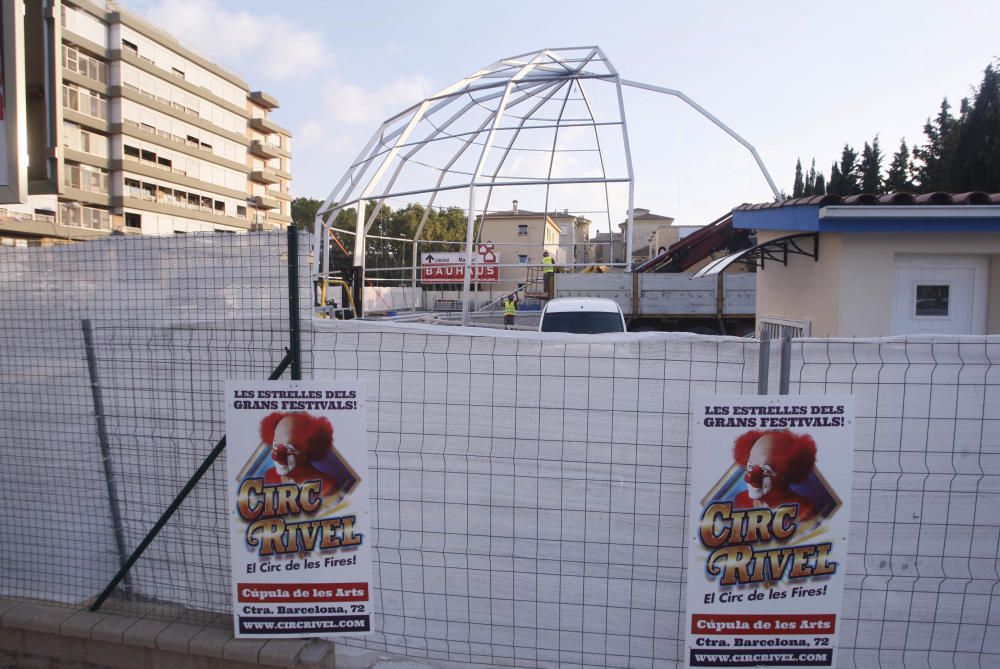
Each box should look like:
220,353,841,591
0,599,335,669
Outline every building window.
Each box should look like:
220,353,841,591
62,124,107,157
237,205,247,217
62,45,108,83
62,83,107,120
122,39,138,55
915,285,949,316
125,213,141,229
63,162,109,193
517,224,528,236
60,203,110,231
124,144,140,159
518,255,528,264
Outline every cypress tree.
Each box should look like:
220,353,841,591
838,144,860,195
913,98,960,191
827,162,843,195
792,159,804,198
805,159,818,196
885,139,915,192
858,137,883,194
952,65,1000,192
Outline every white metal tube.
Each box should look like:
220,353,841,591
461,54,547,324
614,77,636,270
619,78,781,200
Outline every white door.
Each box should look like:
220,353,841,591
892,256,988,335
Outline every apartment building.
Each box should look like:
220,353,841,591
477,201,590,294
618,208,676,265
1,0,291,245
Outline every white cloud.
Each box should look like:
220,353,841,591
139,0,331,80
297,120,325,143
321,75,433,125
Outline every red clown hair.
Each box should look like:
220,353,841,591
259,412,334,461
732,429,817,484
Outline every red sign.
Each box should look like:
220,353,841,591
237,582,369,603
420,243,499,284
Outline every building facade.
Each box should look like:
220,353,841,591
477,202,589,294
2,0,291,245
618,208,676,265
723,193,1000,337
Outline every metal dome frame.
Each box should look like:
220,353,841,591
314,46,779,323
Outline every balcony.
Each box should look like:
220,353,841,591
247,195,279,210
249,90,279,110
250,140,281,160
249,116,282,135
250,169,279,185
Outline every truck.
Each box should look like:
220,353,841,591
550,212,757,335
552,271,754,335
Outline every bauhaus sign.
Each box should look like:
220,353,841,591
420,243,499,284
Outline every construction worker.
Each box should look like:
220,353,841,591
503,293,518,329
541,250,555,298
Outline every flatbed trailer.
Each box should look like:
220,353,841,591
553,271,755,335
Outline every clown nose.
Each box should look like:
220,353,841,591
745,467,765,487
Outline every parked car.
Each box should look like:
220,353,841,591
538,297,628,334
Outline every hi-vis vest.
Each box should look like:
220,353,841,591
503,299,517,316
542,255,554,272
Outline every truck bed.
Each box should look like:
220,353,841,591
554,272,755,317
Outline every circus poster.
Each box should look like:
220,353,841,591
226,380,372,638
686,395,855,668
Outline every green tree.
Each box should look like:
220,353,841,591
814,172,826,195
803,159,821,196
885,139,915,192
827,163,843,195
826,145,860,195
858,137,883,194
952,64,1000,192
291,196,323,231
913,98,961,191
792,159,804,198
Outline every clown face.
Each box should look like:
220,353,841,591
270,415,301,476
743,433,780,500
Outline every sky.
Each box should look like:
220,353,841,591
126,0,1000,230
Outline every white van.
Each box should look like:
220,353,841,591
538,297,628,334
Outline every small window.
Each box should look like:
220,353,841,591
123,144,140,158
157,156,172,169
125,213,141,229
517,224,528,236
172,67,185,79
141,149,156,162
915,285,949,316
237,205,247,217
214,200,225,212
518,255,528,264
122,39,138,54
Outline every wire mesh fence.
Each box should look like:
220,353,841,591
1,232,999,668
0,231,303,621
